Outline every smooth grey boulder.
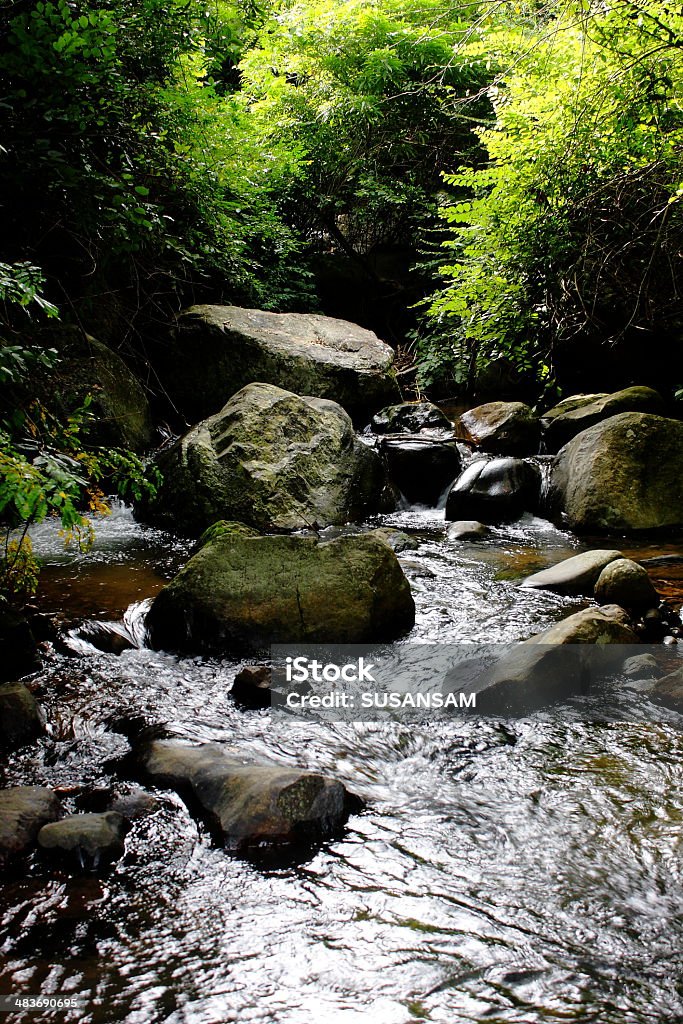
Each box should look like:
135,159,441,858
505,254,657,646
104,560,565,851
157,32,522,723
140,740,361,854
158,305,399,423
147,530,415,653
371,402,452,434
38,812,127,866
445,458,541,523
521,549,622,595
0,683,43,751
550,412,683,533
137,384,391,535
446,520,489,542
379,434,461,505
542,387,665,451
594,558,658,609
0,787,62,865
459,401,540,456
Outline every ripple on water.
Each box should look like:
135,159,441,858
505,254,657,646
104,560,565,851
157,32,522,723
2,504,683,1023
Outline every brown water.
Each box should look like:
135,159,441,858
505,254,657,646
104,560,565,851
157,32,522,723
2,504,683,1024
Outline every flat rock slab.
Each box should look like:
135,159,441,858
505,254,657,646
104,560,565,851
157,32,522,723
38,812,127,865
160,305,400,423
141,741,361,855
0,787,62,864
521,549,622,595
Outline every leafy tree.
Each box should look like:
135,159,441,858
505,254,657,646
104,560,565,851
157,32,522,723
240,0,492,304
425,0,683,396
0,264,159,604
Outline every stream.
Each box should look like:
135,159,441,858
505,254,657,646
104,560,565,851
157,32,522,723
2,502,683,1024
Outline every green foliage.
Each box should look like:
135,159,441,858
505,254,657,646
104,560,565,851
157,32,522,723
0,269,161,605
240,0,492,263
425,0,683,393
0,0,309,319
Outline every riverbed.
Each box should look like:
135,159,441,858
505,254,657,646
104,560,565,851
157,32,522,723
1,504,683,1024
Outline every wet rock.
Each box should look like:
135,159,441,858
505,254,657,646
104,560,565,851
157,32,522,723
147,530,415,653
521,549,622,595
379,434,461,505
446,520,489,542
371,528,418,553
652,664,683,710
157,305,399,424
0,683,43,751
371,402,452,434
534,604,637,645
446,607,638,714
459,401,540,456
445,458,541,524
231,666,272,709
0,605,39,681
137,383,391,535
140,740,361,854
75,621,136,656
542,387,665,451
550,413,683,533
594,558,658,609
38,812,127,866
0,787,62,865
623,654,659,678
109,788,163,820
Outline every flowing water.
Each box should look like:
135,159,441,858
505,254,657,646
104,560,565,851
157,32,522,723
2,503,683,1024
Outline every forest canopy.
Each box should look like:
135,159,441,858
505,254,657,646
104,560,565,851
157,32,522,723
2,0,681,391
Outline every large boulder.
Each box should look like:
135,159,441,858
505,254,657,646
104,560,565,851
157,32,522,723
0,683,43,751
521,549,622,595
147,530,415,653
137,384,391,534
38,812,127,867
458,401,540,456
158,305,400,424
140,740,361,855
371,402,452,434
378,435,461,505
0,605,39,681
550,412,683,533
445,458,541,523
542,387,665,451
0,786,62,866
445,606,638,714
594,558,658,609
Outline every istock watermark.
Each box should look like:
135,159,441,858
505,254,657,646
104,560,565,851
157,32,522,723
270,643,683,723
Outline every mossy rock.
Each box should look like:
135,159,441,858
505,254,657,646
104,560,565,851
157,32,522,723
146,529,415,652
